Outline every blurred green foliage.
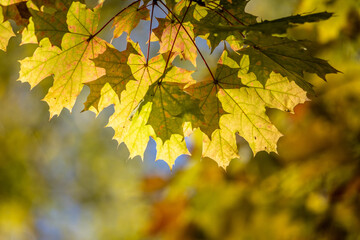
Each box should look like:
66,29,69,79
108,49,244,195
0,0,359,239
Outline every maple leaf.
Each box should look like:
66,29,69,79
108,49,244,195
19,2,106,118
192,0,256,51
0,5,15,51
149,67,198,167
84,42,138,113
248,12,334,34
136,66,198,167
153,17,197,66
21,0,86,46
112,0,150,39
186,49,244,138
218,56,308,154
1,1,30,27
102,41,165,159
12,0,338,169
240,32,339,91
202,12,334,35
24,6,68,47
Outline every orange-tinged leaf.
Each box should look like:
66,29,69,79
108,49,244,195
112,0,150,38
19,2,106,118
1,1,30,27
155,18,197,66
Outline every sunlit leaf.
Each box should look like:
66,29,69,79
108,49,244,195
0,5,15,51
112,0,150,38
19,2,106,118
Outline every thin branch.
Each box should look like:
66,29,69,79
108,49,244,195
91,0,141,40
158,0,216,81
146,0,156,65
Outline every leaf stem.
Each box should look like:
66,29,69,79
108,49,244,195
163,0,193,72
92,0,141,39
146,0,156,65
158,0,216,81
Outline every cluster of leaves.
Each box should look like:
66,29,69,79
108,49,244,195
0,0,338,168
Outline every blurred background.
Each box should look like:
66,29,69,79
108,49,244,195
0,0,359,239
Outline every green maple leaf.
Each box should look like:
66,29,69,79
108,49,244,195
202,12,334,36
137,67,199,167
248,12,333,34
143,80,194,142
0,5,15,51
240,32,339,91
84,42,138,112
186,49,244,138
192,0,256,51
19,2,107,118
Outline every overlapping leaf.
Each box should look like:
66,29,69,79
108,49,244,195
1,1,30,27
0,5,15,51
84,42,137,113
21,0,85,46
97,41,165,158
19,2,106,118
241,32,339,91
153,17,197,66
186,49,244,137
14,0,338,169
192,0,257,51
198,12,334,36
112,0,150,38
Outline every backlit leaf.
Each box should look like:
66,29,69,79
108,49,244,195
241,32,339,91
12,0,339,169
0,5,15,51
19,2,106,118
154,18,197,66
112,0,150,38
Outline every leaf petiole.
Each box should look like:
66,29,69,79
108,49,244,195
158,0,216,81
